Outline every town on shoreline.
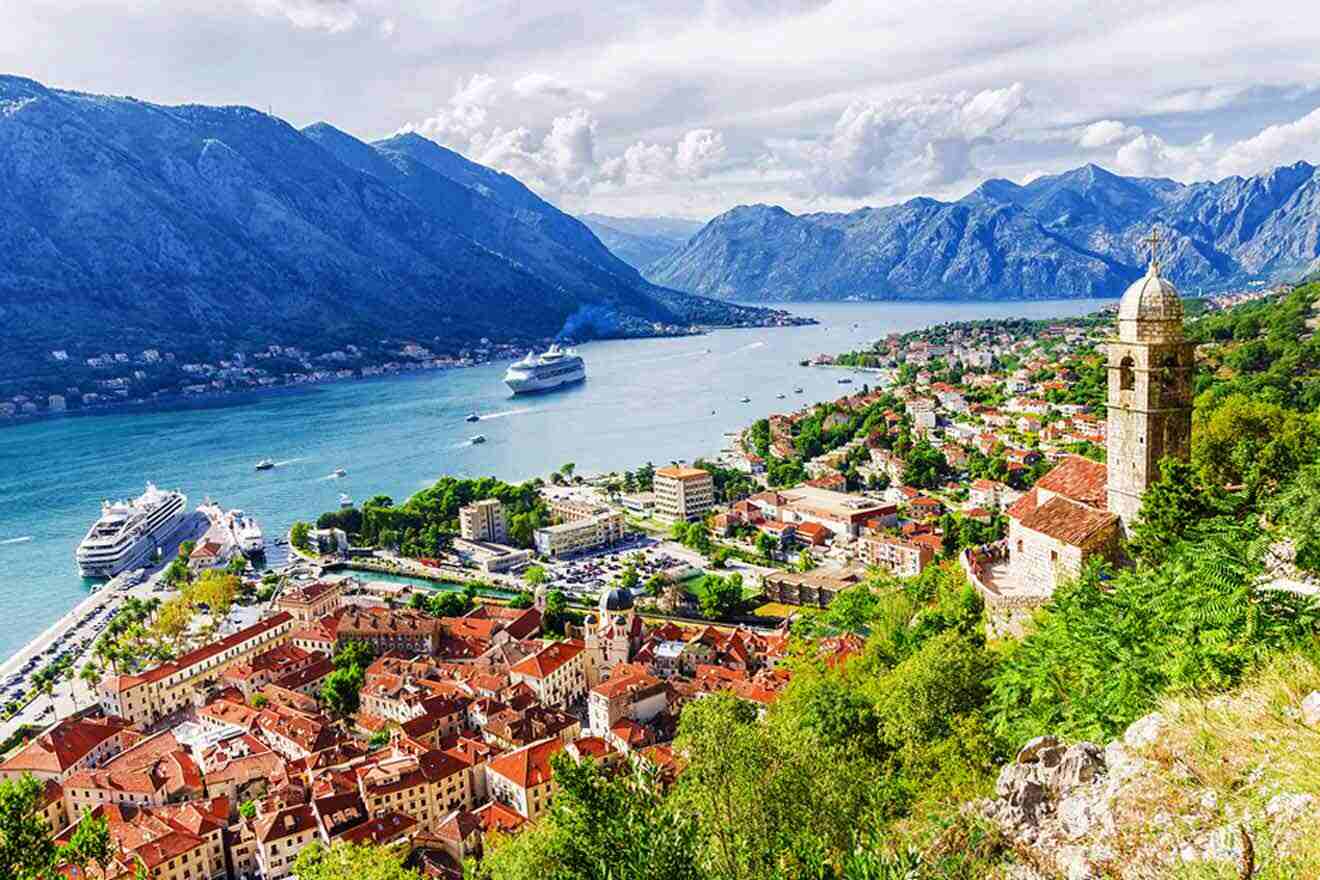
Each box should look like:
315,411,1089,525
1,276,1306,880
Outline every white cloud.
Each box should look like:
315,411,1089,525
1112,132,1216,178
511,73,604,104
402,77,729,196
1076,119,1139,149
806,83,1027,197
247,0,365,33
1215,106,1320,176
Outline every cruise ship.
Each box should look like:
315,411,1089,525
503,345,586,394
75,484,189,578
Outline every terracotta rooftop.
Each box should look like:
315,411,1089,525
1034,454,1108,508
0,714,131,777
510,640,583,679
486,737,563,790
1018,496,1119,546
105,612,292,691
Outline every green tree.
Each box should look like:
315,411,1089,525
292,841,421,880
698,573,743,620
755,531,778,562
1129,457,1222,565
475,756,701,880
320,666,365,719
796,549,816,573
523,565,549,586
290,521,312,552
1,774,111,880
543,589,570,635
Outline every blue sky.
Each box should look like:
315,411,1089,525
6,0,1320,218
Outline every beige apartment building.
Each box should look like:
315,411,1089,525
858,534,934,577
533,510,625,558
653,466,715,522
459,498,507,542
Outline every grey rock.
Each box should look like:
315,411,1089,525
1056,742,1105,791
1016,735,1062,765
1123,713,1167,751
1302,691,1320,728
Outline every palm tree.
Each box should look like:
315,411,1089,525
41,679,55,717
80,663,102,708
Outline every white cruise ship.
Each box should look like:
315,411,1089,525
503,345,586,394
75,484,188,578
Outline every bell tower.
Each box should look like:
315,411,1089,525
1105,230,1195,529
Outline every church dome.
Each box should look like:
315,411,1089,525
1117,263,1182,324
602,587,634,612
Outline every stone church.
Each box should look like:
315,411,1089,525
1002,234,1194,598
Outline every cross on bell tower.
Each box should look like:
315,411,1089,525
1143,228,1162,270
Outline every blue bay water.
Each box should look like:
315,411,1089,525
0,300,1105,660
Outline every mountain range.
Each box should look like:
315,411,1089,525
0,75,792,388
644,163,1320,301
579,214,706,270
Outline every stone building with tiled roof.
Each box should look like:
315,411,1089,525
976,241,1193,620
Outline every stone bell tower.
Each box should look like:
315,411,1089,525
1105,230,1195,530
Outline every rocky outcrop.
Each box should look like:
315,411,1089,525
646,162,1320,301
981,711,1319,879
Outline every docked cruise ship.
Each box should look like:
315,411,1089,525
503,344,586,394
75,484,189,578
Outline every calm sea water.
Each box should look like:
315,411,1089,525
0,300,1105,660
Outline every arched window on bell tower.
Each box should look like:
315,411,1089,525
1118,356,1135,391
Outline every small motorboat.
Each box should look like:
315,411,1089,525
794,387,804,393
837,378,853,384
776,393,786,399
333,468,346,478
255,459,275,471
739,396,751,403
471,434,487,444
338,493,353,508
465,413,480,422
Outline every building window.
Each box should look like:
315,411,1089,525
1118,356,1135,391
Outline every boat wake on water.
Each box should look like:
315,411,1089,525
0,536,34,546
477,407,535,420
273,457,305,467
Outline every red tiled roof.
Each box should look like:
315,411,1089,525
475,801,526,834
106,612,292,691
486,737,563,789
0,715,131,776
1034,454,1108,508
510,640,583,679
1018,497,1119,546
1005,488,1039,521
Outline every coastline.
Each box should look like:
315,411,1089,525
0,319,813,431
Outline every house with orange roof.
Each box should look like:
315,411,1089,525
485,737,564,820
508,640,587,708
0,714,135,783
61,731,204,818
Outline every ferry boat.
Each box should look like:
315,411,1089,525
230,510,265,557
503,345,586,394
75,484,189,578
255,459,275,471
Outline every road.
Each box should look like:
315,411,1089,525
0,513,209,743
